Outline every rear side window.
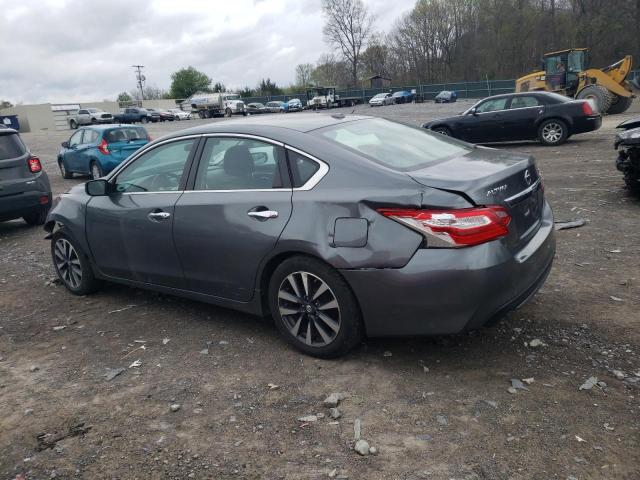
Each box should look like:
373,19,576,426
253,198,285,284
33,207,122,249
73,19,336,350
287,150,320,187
510,96,540,109
105,127,148,143
0,133,27,159
315,118,470,171
84,130,99,144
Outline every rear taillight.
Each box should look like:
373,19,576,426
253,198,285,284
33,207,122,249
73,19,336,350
582,101,594,116
98,138,110,155
378,206,511,248
27,156,42,173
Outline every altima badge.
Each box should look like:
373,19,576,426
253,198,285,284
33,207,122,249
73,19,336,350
524,169,532,186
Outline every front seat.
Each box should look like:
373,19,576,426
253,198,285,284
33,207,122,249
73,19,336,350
217,144,255,189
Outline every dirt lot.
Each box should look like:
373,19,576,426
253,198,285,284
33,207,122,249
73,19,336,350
1,101,639,480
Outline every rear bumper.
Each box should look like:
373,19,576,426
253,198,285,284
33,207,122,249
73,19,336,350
0,186,51,221
571,115,601,134
341,201,555,337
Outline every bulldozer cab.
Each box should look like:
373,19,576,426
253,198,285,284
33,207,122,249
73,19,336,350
543,49,588,95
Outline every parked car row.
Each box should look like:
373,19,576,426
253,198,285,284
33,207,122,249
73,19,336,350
247,98,305,114
68,107,192,129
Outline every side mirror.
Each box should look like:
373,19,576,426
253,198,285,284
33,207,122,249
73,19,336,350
61,141,69,148
468,107,478,116
86,179,109,196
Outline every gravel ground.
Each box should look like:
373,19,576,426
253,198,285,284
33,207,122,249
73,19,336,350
1,101,639,480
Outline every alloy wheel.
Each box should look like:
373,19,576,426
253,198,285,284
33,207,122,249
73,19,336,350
59,161,66,177
542,122,563,143
54,238,82,289
278,271,341,347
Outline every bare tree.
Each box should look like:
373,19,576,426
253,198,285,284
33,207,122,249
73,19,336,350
321,0,374,86
295,63,314,86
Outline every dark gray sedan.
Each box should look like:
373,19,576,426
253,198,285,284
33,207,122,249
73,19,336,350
45,113,555,357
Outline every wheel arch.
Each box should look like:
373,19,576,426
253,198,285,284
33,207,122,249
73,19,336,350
256,250,366,333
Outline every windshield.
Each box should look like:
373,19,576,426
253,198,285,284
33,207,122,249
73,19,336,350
373,93,386,99
224,94,240,101
314,118,470,171
87,108,99,113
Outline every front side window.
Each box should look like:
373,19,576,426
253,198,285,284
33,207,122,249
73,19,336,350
114,139,195,193
315,118,470,171
476,98,508,113
509,96,540,109
194,137,284,190
68,130,83,147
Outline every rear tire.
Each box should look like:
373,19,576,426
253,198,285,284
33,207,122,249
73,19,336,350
576,85,612,114
268,256,364,358
51,231,101,295
607,95,633,115
141,117,148,124
23,207,49,226
69,120,77,129
90,161,103,180
538,118,568,146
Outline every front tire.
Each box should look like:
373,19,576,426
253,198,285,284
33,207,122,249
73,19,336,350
59,159,73,179
538,119,568,146
51,231,101,295
608,95,633,115
141,117,148,124
69,120,77,129
433,126,452,136
269,256,364,358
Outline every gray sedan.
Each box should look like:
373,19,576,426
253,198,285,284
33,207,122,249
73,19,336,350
45,113,555,357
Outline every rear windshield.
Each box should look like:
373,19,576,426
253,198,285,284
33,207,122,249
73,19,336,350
314,118,471,171
0,133,27,160
105,127,148,143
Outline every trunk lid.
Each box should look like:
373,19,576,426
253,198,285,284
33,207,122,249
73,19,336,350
409,147,544,245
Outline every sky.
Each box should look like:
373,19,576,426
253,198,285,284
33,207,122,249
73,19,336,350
0,0,415,104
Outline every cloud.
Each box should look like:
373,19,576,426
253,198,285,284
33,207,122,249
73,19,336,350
0,0,415,104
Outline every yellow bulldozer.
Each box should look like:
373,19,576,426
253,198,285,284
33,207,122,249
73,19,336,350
516,48,636,114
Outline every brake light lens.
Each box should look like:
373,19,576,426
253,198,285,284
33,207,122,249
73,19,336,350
98,138,110,155
378,206,511,248
27,156,42,173
582,101,594,116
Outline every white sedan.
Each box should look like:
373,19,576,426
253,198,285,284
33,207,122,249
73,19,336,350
369,93,394,107
169,109,192,120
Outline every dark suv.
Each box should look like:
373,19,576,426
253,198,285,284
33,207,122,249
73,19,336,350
0,126,52,225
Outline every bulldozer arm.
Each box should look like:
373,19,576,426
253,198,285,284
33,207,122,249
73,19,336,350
579,69,634,98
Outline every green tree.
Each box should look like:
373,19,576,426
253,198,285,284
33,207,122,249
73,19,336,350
238,86,255,97
117,92,131,103
257,78,282,95
212,82,226,93
169,66,212,99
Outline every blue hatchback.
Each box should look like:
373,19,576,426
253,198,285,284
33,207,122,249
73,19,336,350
57,125,150,179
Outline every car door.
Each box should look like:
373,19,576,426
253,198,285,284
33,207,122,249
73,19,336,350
173,135,293,301
502,95,545,140
64,130,85,172
75,129,99,174
77,109,89,125
463,97,509,143
85,137,199,287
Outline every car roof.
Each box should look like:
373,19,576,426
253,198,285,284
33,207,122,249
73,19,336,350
79,124,145,131
480,91,559,101
162,113,373,138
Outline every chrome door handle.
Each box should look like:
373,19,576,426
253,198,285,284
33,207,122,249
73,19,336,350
148,211,171,221
247,210,278,220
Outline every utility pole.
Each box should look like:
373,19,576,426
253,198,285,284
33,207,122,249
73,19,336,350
132,65,145,101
